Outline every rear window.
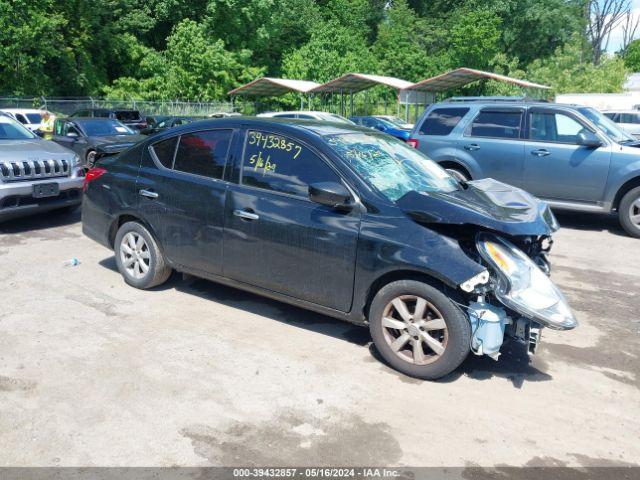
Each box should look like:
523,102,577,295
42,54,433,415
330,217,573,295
620,113,640,124
419,108,469,135
173,129,232,179
469,110,522,139
116,110,142,121
151,137,179,168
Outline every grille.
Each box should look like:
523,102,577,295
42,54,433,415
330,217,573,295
0,158,70,181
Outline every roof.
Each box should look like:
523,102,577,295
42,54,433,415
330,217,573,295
228,77,320,96
407,68,550,92
311,73,414,93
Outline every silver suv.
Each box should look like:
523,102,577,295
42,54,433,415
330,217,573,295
409,98,640,237
0,114,83,222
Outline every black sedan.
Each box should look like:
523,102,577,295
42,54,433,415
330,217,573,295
81,117,577,380
52,117,146,168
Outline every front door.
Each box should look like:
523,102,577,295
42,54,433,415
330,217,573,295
523,108,611,203
53,120,86,157
460,107,525,187
222,129,361,312
137,129,234,275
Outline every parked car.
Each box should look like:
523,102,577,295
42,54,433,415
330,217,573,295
408,98,640,238
52,117,146,168
0,114,83,222
375,115,414,129
70,108,147,130
350,115,412,141
208,112,242,118
602,110,640,138
258,111,354,124
82,117,576,380
1,108,44,131
141,116,194,135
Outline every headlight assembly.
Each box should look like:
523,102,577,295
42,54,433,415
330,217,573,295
476,234,577,330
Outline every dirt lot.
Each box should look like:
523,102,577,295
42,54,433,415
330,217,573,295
0,209,638,468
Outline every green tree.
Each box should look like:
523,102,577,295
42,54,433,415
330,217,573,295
106,19,263,100
623,39,640,72
526,35,628,94
373,0,449,81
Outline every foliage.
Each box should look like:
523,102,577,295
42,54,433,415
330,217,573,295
623,39,640,72
0,0,633,99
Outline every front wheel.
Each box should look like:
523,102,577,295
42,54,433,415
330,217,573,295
619,187,640,238
369,280,470,380
86,150,97,168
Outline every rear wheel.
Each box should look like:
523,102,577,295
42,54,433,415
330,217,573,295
619,186,640,238
369,280,470,380
114,221,171,289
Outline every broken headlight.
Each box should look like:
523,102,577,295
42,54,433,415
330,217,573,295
476,234,577,330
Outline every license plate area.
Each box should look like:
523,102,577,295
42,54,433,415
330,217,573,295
33,183,60,199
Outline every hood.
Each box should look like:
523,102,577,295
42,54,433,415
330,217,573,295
0,138,76,161
396,178,558,237
92,134,145,144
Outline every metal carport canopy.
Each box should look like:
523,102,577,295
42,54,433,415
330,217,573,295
228,77,320,96
310,73,414,93
406,68,550,92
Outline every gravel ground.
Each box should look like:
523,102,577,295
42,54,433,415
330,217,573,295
0,209,638,468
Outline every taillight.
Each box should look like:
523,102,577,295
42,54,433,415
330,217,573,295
407,138,419,149
83,167,107,192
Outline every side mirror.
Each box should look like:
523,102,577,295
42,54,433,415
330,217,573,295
576,131,602,148
309,182,353,210
66,131,79,138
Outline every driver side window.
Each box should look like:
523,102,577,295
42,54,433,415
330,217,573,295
530,111,585,144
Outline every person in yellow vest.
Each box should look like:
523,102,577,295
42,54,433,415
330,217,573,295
39,111,55,140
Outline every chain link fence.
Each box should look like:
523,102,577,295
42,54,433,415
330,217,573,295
0,97,236,117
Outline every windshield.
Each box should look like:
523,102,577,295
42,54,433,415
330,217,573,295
578,107,635,143
326,132,458,201
0,115,36,139
324,114,355,125
380,116,412,129
116,110,141,121
79,119,135,136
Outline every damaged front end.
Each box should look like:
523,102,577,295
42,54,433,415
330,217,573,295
397,178,577,361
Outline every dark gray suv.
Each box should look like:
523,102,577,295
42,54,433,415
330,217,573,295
408,99,640,237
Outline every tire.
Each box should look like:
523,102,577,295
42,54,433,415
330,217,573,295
445,167,470,182
86,150,97,168
619,186,640,238
369,280,470,380
114,221,171,289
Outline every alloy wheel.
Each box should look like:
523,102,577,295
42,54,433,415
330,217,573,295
120,232,150,279
381,295,449,366
629,197,640,228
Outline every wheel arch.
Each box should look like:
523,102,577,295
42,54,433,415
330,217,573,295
108,213,159,249
438,161,472,179
612,176,640,211
362,269,464,320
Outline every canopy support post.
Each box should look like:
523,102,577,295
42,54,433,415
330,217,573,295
350,92,354,117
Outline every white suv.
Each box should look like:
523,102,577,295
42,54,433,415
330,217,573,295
0,108,44,131
603,110,640,138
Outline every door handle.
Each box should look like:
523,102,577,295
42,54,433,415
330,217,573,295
233,209,259,221
139,189,158,199
464,143,480,151
531,149,550,157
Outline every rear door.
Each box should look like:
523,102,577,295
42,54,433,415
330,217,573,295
460,107,525,187
137,128,235,275
222,128,361,312
523,108,611,203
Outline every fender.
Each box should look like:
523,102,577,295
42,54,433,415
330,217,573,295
603,156,640,208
